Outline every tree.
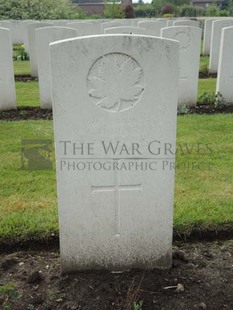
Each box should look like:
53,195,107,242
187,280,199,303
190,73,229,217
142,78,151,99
0,0,84,20
122,4,135,18
103,0,124,18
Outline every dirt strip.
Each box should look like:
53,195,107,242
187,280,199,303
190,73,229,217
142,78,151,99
0,105,233,122
0,240,232,309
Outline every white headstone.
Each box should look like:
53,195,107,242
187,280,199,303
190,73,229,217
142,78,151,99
11,20,24,44
0,21,11,29
36,26,78,109
101,20,132,33
50,34,179,272
173,20,200,28
161,26,201,106
216,26,233,104
167,20,174,27
50,20,69,27
1,20,25,44
203,19,216,56
22,20,40,53
0,28,16,111
67,22,101,35
27,22,53,77
209,19,233,73
104,26,146,35
138,20,167,36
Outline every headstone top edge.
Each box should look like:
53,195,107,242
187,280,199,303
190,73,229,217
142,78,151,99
35,26,77,32
49,33,180,48
162,25,202,31
0,27,10,32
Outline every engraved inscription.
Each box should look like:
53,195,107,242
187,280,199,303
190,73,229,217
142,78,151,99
174,31,191,51
87,53,144,113
92,163,142,237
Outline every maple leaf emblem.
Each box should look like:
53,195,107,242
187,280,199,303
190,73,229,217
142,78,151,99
87,53,144,112
174,30,191,51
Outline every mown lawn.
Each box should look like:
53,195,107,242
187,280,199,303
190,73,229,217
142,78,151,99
0,115,232,241
16,82,40,107
198,78,216,97
199,55,209,71
14,60,31,75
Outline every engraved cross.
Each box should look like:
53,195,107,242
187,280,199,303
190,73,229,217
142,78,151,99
91,168,142,237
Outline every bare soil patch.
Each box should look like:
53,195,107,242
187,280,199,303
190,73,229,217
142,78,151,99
0,240,232,310
0,105,233,122
15,75,38,82
199,72,217,79
189,104,233,115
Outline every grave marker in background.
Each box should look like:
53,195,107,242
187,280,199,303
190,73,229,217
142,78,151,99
161,26,201,106
0,28,16,111
216,26,233,104
67,22,101,35
36,26,78,109
27,22,53,77
104,26,146,35
209,19,233,73
101,21,132,33
138,20,167,36
173,20,200,28
203,19,217,56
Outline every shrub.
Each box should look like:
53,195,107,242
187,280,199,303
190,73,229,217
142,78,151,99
206,4,221,16
161,3,174,15
219,9,229,16
163,13,174,17
123,4,135,18
104,0,124,18
176,4,206,17
198,92,228,107
134,4,158,17
0,0,84,20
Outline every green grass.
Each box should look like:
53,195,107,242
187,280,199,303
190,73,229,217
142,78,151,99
14,61,31,75
0,121,57,239
198,78,216,97
175,114,233,234
0,115,232,241
13,77,216,109
16,82,40,107
199,55,209,71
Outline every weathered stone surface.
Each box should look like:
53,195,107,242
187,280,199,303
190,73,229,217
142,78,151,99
0,27,16,111
104,26,146,35
27,22,53,77
101,20,132,33
209,19,233,73
138,20,167,36
36,26,78,109
173,20,200,28
161,26,201,106
50,34,179,272
216,26,233,104
203,19,217,56
67,21,101,35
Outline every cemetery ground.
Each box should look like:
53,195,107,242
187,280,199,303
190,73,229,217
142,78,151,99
0,57,232,309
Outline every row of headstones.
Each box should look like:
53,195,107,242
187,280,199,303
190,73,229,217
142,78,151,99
0,18,202,111
0,18,201,45
27,18,201,79
203,18,233,103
